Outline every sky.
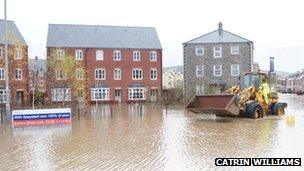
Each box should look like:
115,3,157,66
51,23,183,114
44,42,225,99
0,0,304,73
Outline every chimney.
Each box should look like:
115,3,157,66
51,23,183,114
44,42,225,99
269,57,275,73
218,22,223,36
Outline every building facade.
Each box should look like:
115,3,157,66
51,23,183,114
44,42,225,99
183,23,253,102
0,20,29,109
46,24,162,104
28,57,47,95
163,69,183,89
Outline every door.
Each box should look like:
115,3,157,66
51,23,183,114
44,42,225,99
16,91,24,108
115,89,122,102
150,89,158,102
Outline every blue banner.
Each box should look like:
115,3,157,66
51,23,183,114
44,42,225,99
13,113,71,120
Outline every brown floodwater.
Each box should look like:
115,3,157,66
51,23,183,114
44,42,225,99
0,94,304,170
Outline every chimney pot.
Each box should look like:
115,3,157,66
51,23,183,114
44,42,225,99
218,22,223,36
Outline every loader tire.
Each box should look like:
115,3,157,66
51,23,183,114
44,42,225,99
246,102,263,119
271,102,285,116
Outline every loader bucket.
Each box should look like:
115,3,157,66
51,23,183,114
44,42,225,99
185,94,240,117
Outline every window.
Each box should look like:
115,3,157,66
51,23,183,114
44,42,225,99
133,51,140,61
231,46,239,54
51,88,71,101
150,51,157,61
15,50,22,59
39,80,44,86
0,68,5,80
113,50,121,61
196,65,204,77
128,88,146,100
96,50,104,60
0,48,3,58
75,49,83,60
213,46,222,58
114,68,121,80
213,65,222,76
38,71,44,77
56,49,65,59
195,47,204,56
95,68,106,80
132,69,143,80
0,90,7,103
15,68,22,80
150,69,157,80
231,64,240,76
91,88,110,101
56,69,65,80
76,69,84,80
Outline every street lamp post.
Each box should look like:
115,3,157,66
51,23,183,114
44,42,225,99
4,0,11,120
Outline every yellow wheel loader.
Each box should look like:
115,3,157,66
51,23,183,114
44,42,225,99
185,71,287,119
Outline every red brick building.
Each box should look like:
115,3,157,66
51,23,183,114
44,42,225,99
46,24,162,104
0,20,29,109
28,57,47,102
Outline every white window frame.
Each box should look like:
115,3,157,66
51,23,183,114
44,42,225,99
0,90,7,103
55,69,65,80
95,68,106,80
231,64,240,76
96,50,104,61
133,51,141,61
113,50,121,61
150,69,157,80
213,65,222,76
51,88,71,101
76,69,84,80
91,88,110,101
0,68,5,80
128,88,146,100
38,71,44,77
195,47,204,56
114,68,121,80
150,51,157,61
75,49,84,60
196,65,204,77
231,46,239,55
15,68,22,80
15,50,22,59
132,69,143,80
56,49,65,60
213,46,222,58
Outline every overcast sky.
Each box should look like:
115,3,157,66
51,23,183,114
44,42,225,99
1,0,303,72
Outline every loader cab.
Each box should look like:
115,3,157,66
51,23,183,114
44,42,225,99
241,72,267,90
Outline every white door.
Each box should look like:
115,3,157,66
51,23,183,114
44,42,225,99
115,89,122,102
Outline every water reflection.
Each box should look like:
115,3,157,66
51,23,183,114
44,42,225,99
0,94,303,170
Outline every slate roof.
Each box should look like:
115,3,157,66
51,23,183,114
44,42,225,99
28,58,47,72
47,24,162,49
0,20,27,46
184,26,252,44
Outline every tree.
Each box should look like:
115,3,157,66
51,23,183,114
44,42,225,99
47,48,87,112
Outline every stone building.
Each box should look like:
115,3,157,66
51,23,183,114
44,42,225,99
0,20,29,109
46,24,162,104
183,23,253,102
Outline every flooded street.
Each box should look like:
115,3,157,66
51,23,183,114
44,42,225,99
1,94,304,170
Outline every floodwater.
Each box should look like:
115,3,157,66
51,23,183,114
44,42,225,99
0,94,304,170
